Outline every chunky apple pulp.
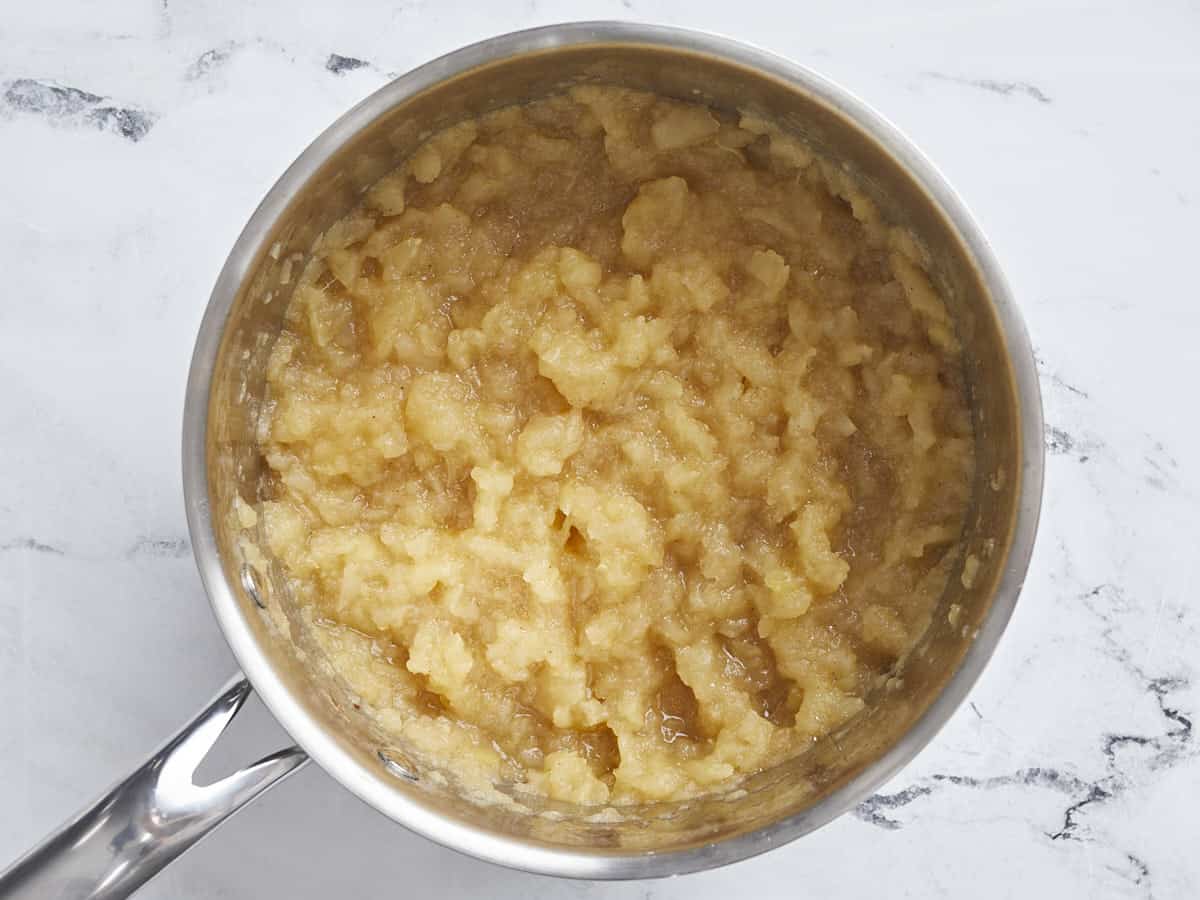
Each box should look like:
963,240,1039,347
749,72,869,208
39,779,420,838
256,86,974,805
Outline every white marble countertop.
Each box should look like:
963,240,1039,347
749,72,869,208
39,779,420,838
2,1,1198,896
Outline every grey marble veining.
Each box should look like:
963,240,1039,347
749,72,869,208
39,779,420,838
1,0,1198,897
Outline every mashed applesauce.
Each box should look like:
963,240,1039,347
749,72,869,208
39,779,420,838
257,87,974,805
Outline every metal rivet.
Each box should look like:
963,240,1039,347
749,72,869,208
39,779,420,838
378,750,418,782
240,564,267,609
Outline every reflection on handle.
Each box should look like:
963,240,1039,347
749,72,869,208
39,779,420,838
0,675,308,899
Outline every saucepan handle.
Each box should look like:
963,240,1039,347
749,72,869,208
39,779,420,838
0,674,308,899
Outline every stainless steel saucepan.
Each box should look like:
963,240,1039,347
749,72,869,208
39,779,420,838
0,21,1043,897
